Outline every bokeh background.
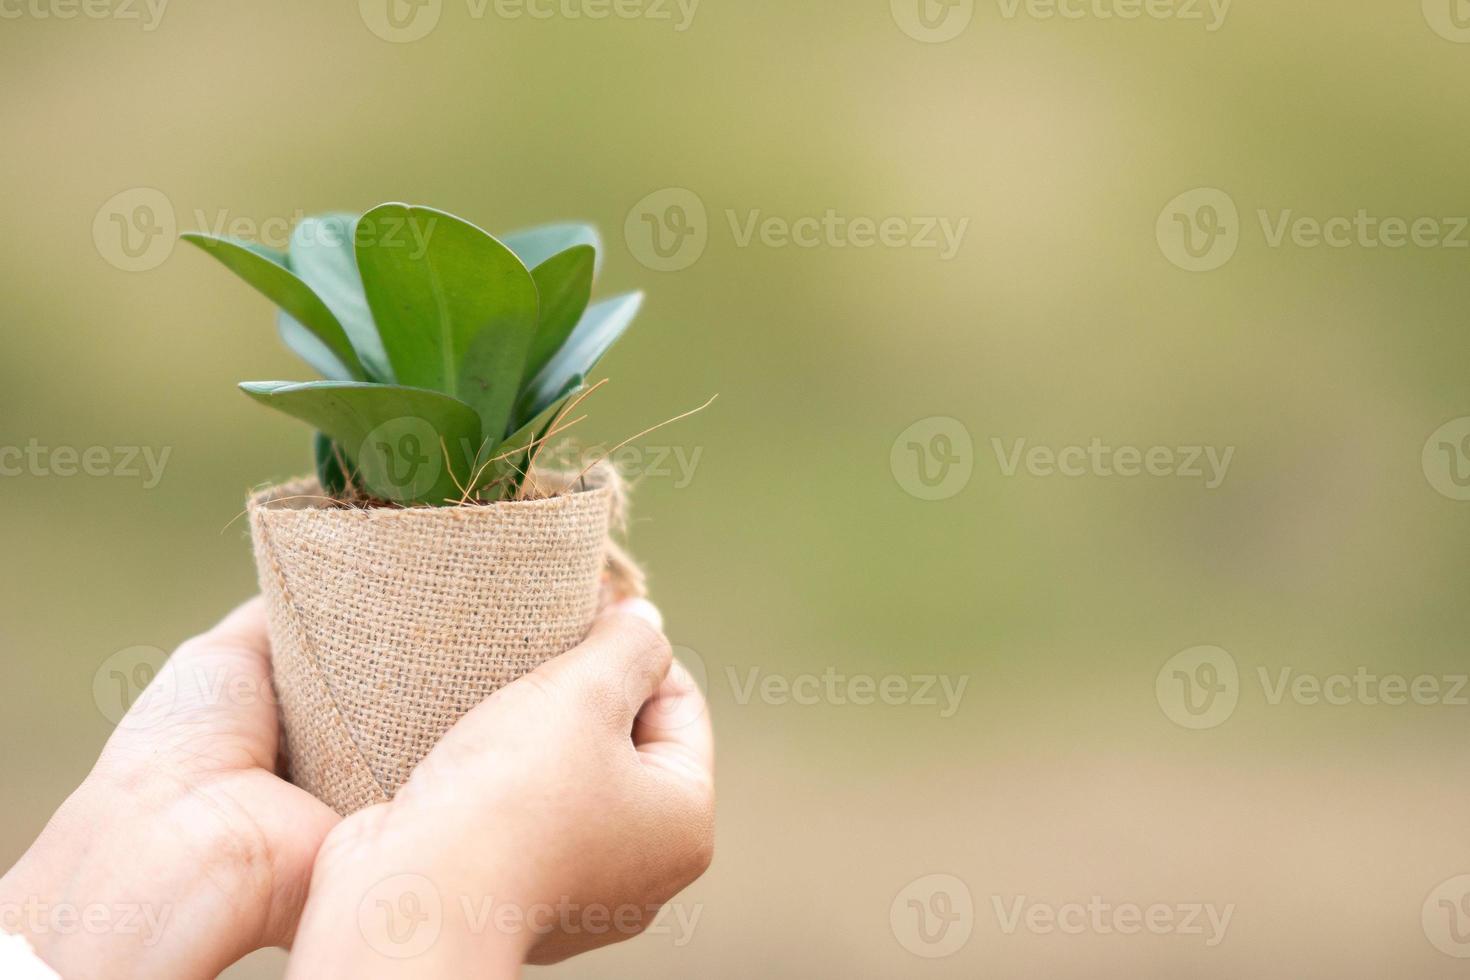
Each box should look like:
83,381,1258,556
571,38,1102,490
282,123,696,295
4,0,1470,975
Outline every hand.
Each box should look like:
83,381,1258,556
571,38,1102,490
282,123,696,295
0,599,339,979
286,599,715,978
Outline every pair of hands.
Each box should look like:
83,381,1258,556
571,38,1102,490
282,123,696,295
0,597,714,978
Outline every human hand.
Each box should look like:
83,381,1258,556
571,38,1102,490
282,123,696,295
286,599,715,977
0,599,340,979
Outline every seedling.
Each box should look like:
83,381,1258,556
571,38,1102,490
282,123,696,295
182,204,641,505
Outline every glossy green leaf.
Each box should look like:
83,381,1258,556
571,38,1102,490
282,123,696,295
288,214,392,382
181,233,365,380
502,222,602,278
513,292,642,430
355,204,539,442
278,312,356,381
524,245,594,388
235,239,289,264
241,380,483,505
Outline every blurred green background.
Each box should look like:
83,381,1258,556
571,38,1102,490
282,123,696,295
4,0,1470,975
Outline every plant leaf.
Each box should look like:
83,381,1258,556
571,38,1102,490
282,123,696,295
502,222,602,278
524,245,594,386
288,214,393,382
355,204,539,443
513,292,642,430
241,380,483,505
181,233,366,380
278,312,356,380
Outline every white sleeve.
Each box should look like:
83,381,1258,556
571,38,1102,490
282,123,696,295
0,932,61,979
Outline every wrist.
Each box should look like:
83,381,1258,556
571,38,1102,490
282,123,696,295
287,810,533,979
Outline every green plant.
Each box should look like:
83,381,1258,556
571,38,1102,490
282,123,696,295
182,204,641,506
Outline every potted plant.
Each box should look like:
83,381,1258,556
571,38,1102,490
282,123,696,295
183,203,645,815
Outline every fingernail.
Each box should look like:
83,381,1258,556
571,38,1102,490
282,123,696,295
614,597,663,631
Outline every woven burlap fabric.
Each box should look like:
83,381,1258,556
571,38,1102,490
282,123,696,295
248,469,616,815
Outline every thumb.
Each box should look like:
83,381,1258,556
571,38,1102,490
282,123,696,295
420,599,672,772
528,598,673,730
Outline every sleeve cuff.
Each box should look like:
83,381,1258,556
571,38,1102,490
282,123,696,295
0,932,61,979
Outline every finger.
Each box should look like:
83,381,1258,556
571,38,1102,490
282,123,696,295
132,597,281,770
634,657,717,890
198,595,271,658
194,598,286,771
407,600,671,798
430,600,670,749
174,596,276,710
634,658,714,785
169,596,271,676
530,598,673,728
608,596,663,632
120,596,271,725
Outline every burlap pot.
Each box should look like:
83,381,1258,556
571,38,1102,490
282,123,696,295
247,467,624,815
